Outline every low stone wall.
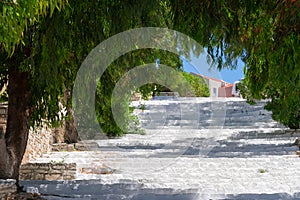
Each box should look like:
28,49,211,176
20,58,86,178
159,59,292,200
51,142,87,152
0,179,17,199
51,142,99,152
19,163,76,181
0,103,7,132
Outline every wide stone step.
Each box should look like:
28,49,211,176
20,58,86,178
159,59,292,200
139,108,268,115
140,109,272,116
141,125,281,129
135,100,270,117
139,119,277,125
19,169,300,199
19,180,216,200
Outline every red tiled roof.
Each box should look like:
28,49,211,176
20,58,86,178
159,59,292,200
190,72,228,84
224,84,233,88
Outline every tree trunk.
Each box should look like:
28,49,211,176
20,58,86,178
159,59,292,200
63,89,78,143
64,108,78,143
0,60,31,180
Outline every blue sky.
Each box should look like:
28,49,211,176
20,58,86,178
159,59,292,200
182,51,244,83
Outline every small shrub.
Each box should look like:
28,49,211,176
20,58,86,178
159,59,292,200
258,168,268,173
139,104,146,111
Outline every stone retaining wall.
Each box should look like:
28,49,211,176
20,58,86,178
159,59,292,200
19,163,76,181
22,126,53,164
0,103,55,164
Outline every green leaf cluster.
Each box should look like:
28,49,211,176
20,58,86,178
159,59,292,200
182,72,210,97
0,0,66,55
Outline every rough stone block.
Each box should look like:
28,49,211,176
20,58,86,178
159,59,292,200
49,170,64,174
37,163,50,170
67,145,75,151
51,164,66,170
68,163,77,170
32,173,45,180
22,163,34,169
45,174,62,181
19,169,33,174
33,169,47,174
74,143,88,151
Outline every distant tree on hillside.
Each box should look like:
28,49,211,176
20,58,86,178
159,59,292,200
182,72,210,97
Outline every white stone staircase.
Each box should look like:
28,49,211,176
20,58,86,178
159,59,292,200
136,97,281,129
19,97,300,200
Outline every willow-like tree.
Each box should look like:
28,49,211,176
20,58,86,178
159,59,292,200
0,0,68,180
171,0,300,128
0,0,181,180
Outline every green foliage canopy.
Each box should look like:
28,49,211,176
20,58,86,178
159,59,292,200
1,0,299,132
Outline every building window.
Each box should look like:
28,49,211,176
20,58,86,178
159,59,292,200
213,88,217,97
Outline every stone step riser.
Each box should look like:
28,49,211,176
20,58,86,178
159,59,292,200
140,120,277,125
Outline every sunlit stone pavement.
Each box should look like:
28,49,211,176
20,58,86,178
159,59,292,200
19,97,300,199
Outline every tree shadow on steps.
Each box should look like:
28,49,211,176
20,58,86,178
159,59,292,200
18,180,300,200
